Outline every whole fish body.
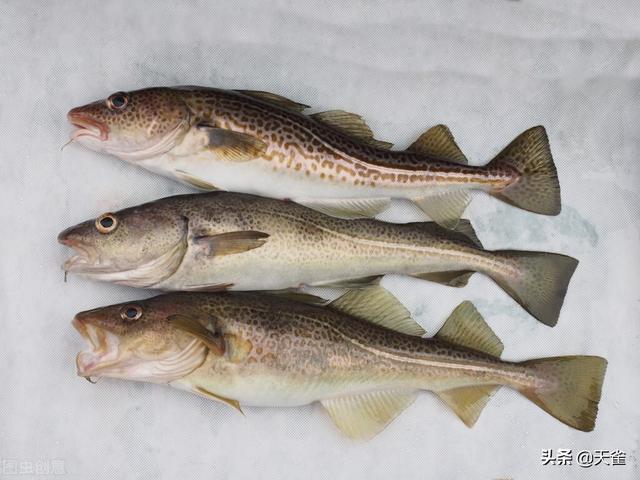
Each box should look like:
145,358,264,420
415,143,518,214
72,290,606,439
58,192,578,326
67,87,562,228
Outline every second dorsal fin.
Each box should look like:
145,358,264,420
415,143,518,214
407,124,468,164
329,286,425,336
311,110,393,149
435,302,503,357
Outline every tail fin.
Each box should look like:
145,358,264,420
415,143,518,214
489,251,578,326
519,356,607,431
488,126,561,215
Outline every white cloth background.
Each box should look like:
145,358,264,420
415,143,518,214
1,1,638,479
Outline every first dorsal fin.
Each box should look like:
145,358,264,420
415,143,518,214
311,110,393,149
407,124,468,164
321,389,418,440
236,90,310,113
329,286,425,336
435,301,503,357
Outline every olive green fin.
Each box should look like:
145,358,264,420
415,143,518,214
433,302,503,427
236,90,310,113
181,282,234,292
294,197,391,219
174,169,220,191
435,301,503,357
310,110,393,149
193,230,269,256
265,291,329,306
414,270,475,288
407,124,468,164
487,126,560,215
518,356,607,432
408,219,482,249
168,314,225,356
329,286,425,336
194,385,244,414
488,251,578,326
436,385,500,428
321,390,418,440
412,191,471,229
197,124,267,161
311,275,382,289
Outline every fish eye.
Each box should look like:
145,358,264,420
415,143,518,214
95,213,118,234
120,304,143,321
107,92,129,110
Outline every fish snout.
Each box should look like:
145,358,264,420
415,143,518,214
67,108,108,141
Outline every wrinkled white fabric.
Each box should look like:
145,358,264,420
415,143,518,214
0,1,638,478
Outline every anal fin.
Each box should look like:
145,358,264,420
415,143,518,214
437,385,500,427
413,190,470,229
321,390,418,440
414,270,474,288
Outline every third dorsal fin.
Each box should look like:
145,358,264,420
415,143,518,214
329,286,425,336
435,302,503,357
407,124,468,164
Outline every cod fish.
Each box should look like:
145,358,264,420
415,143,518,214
58,192,578,327
73,289,607,439
67,87,561,228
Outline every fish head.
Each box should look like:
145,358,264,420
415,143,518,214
58,201,188,287
67,88,192,160
73,295,208,382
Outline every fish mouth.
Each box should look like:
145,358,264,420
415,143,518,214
58,234,100,274
73,316,122,379
67,111,109,142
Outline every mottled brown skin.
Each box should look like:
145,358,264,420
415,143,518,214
68,87,516,188
76,292,536,397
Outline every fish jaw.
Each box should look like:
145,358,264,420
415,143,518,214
73,315,208,383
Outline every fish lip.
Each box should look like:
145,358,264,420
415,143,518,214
67,111,109,142
59,237,98,273
73,316,120,377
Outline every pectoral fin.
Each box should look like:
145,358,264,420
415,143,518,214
321,390,418,440
329,286,425,336
169,314,225,356
193,231,269,257
197,124,267,161
294,197,391,219
412,191,470,229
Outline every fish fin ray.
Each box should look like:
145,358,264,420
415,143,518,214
193,231,269,256
435,301,503,357
235,90,310,113
182,282,233,292
412,191,471,229
294,197,391,219
194,385,244,414
311,110,393,149
413,270,475,288
488,126,561,215
329,286,425,336
168,314,225,356
311,275,382,289
174,169,220,191
407,124,468,164
197,124,267,161
321,390,418,440
437,385,500,427
489,251,578,326
519,356,607,431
